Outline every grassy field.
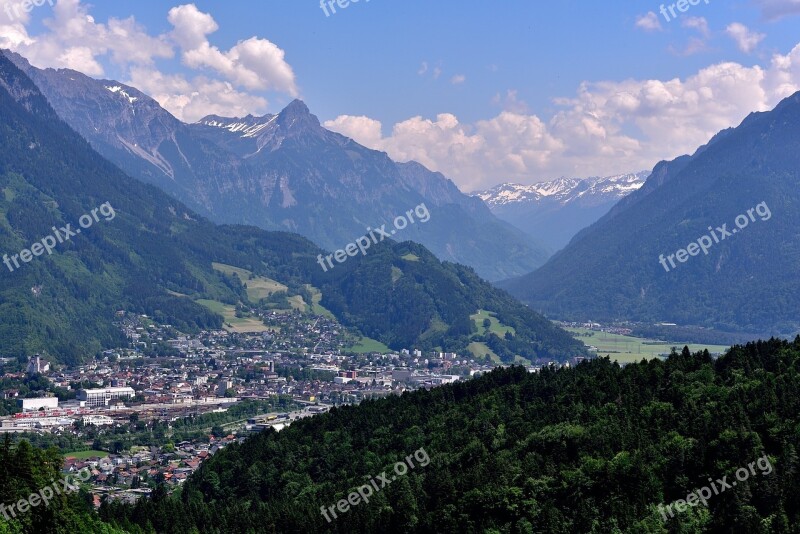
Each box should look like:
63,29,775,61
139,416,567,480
468,341,500,363
467,311,532,365
346,337,392,354
196,299,270,333
212,262,288,302
567,328,730,364
471,310,515,337
305,285,335,318
62,450,108,459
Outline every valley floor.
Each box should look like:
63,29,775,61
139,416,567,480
565,327,730,364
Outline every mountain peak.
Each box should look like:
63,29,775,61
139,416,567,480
283,98,309,114
276,99,320,130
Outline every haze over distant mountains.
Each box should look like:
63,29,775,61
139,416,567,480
502,91,800,337
474,171,649,251
3,51,549,282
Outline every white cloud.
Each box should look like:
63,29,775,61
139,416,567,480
127,67,269,122
682,16,710,38
1,1,297,121
491,89,529,113
0,1,35,49
725,22,765,53
450,74,466,85
635,12,662,32
323,115,384,147
1,0,32,24
168,4,297,95
166,3,217,49
417,61,428,75
326,43,800,191
6,0,172,74
0,22,33,48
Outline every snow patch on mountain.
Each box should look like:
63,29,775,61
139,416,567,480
475,171,650,208
105,85,138,104
196,114,278,139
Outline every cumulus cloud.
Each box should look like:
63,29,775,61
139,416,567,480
1,1,297,121
167,4,297,94
323,115,384,147
326,43,800,191
635,12,662,32
0,1,35,50
128,67,268,122
6,0,172,74
726,22,765,53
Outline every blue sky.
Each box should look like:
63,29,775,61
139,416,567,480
3,0,800,190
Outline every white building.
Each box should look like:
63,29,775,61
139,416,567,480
2,417,74,430
26,355,50,374
82,415,114,426
77,387,135,407
20,397,59,412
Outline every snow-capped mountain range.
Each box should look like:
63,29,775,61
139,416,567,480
474,172,649,208
473,172,650,251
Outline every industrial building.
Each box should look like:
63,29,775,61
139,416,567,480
77,387,135,407
20,397,59,412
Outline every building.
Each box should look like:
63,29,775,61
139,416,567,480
20,397,59,412
82,415,114,426
77,387,135,407
2,417,73,430
217,379,233,397
26,355,50,374
392,369,412,382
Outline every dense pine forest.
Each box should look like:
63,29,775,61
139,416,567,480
85,337,800,533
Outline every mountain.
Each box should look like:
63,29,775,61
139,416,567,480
501,92,800,336
3,51,549,282
98,339,800,532
0,53,584,365
474,171,649,251
188,105,550,280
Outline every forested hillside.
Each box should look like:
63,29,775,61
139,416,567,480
0,438,122,533
99,337,800,533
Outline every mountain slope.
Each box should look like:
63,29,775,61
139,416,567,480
5,51,549,281
3,55,266,225
189,103,551,281
474,171,649,250
0,53,584,364
502,92,800,336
